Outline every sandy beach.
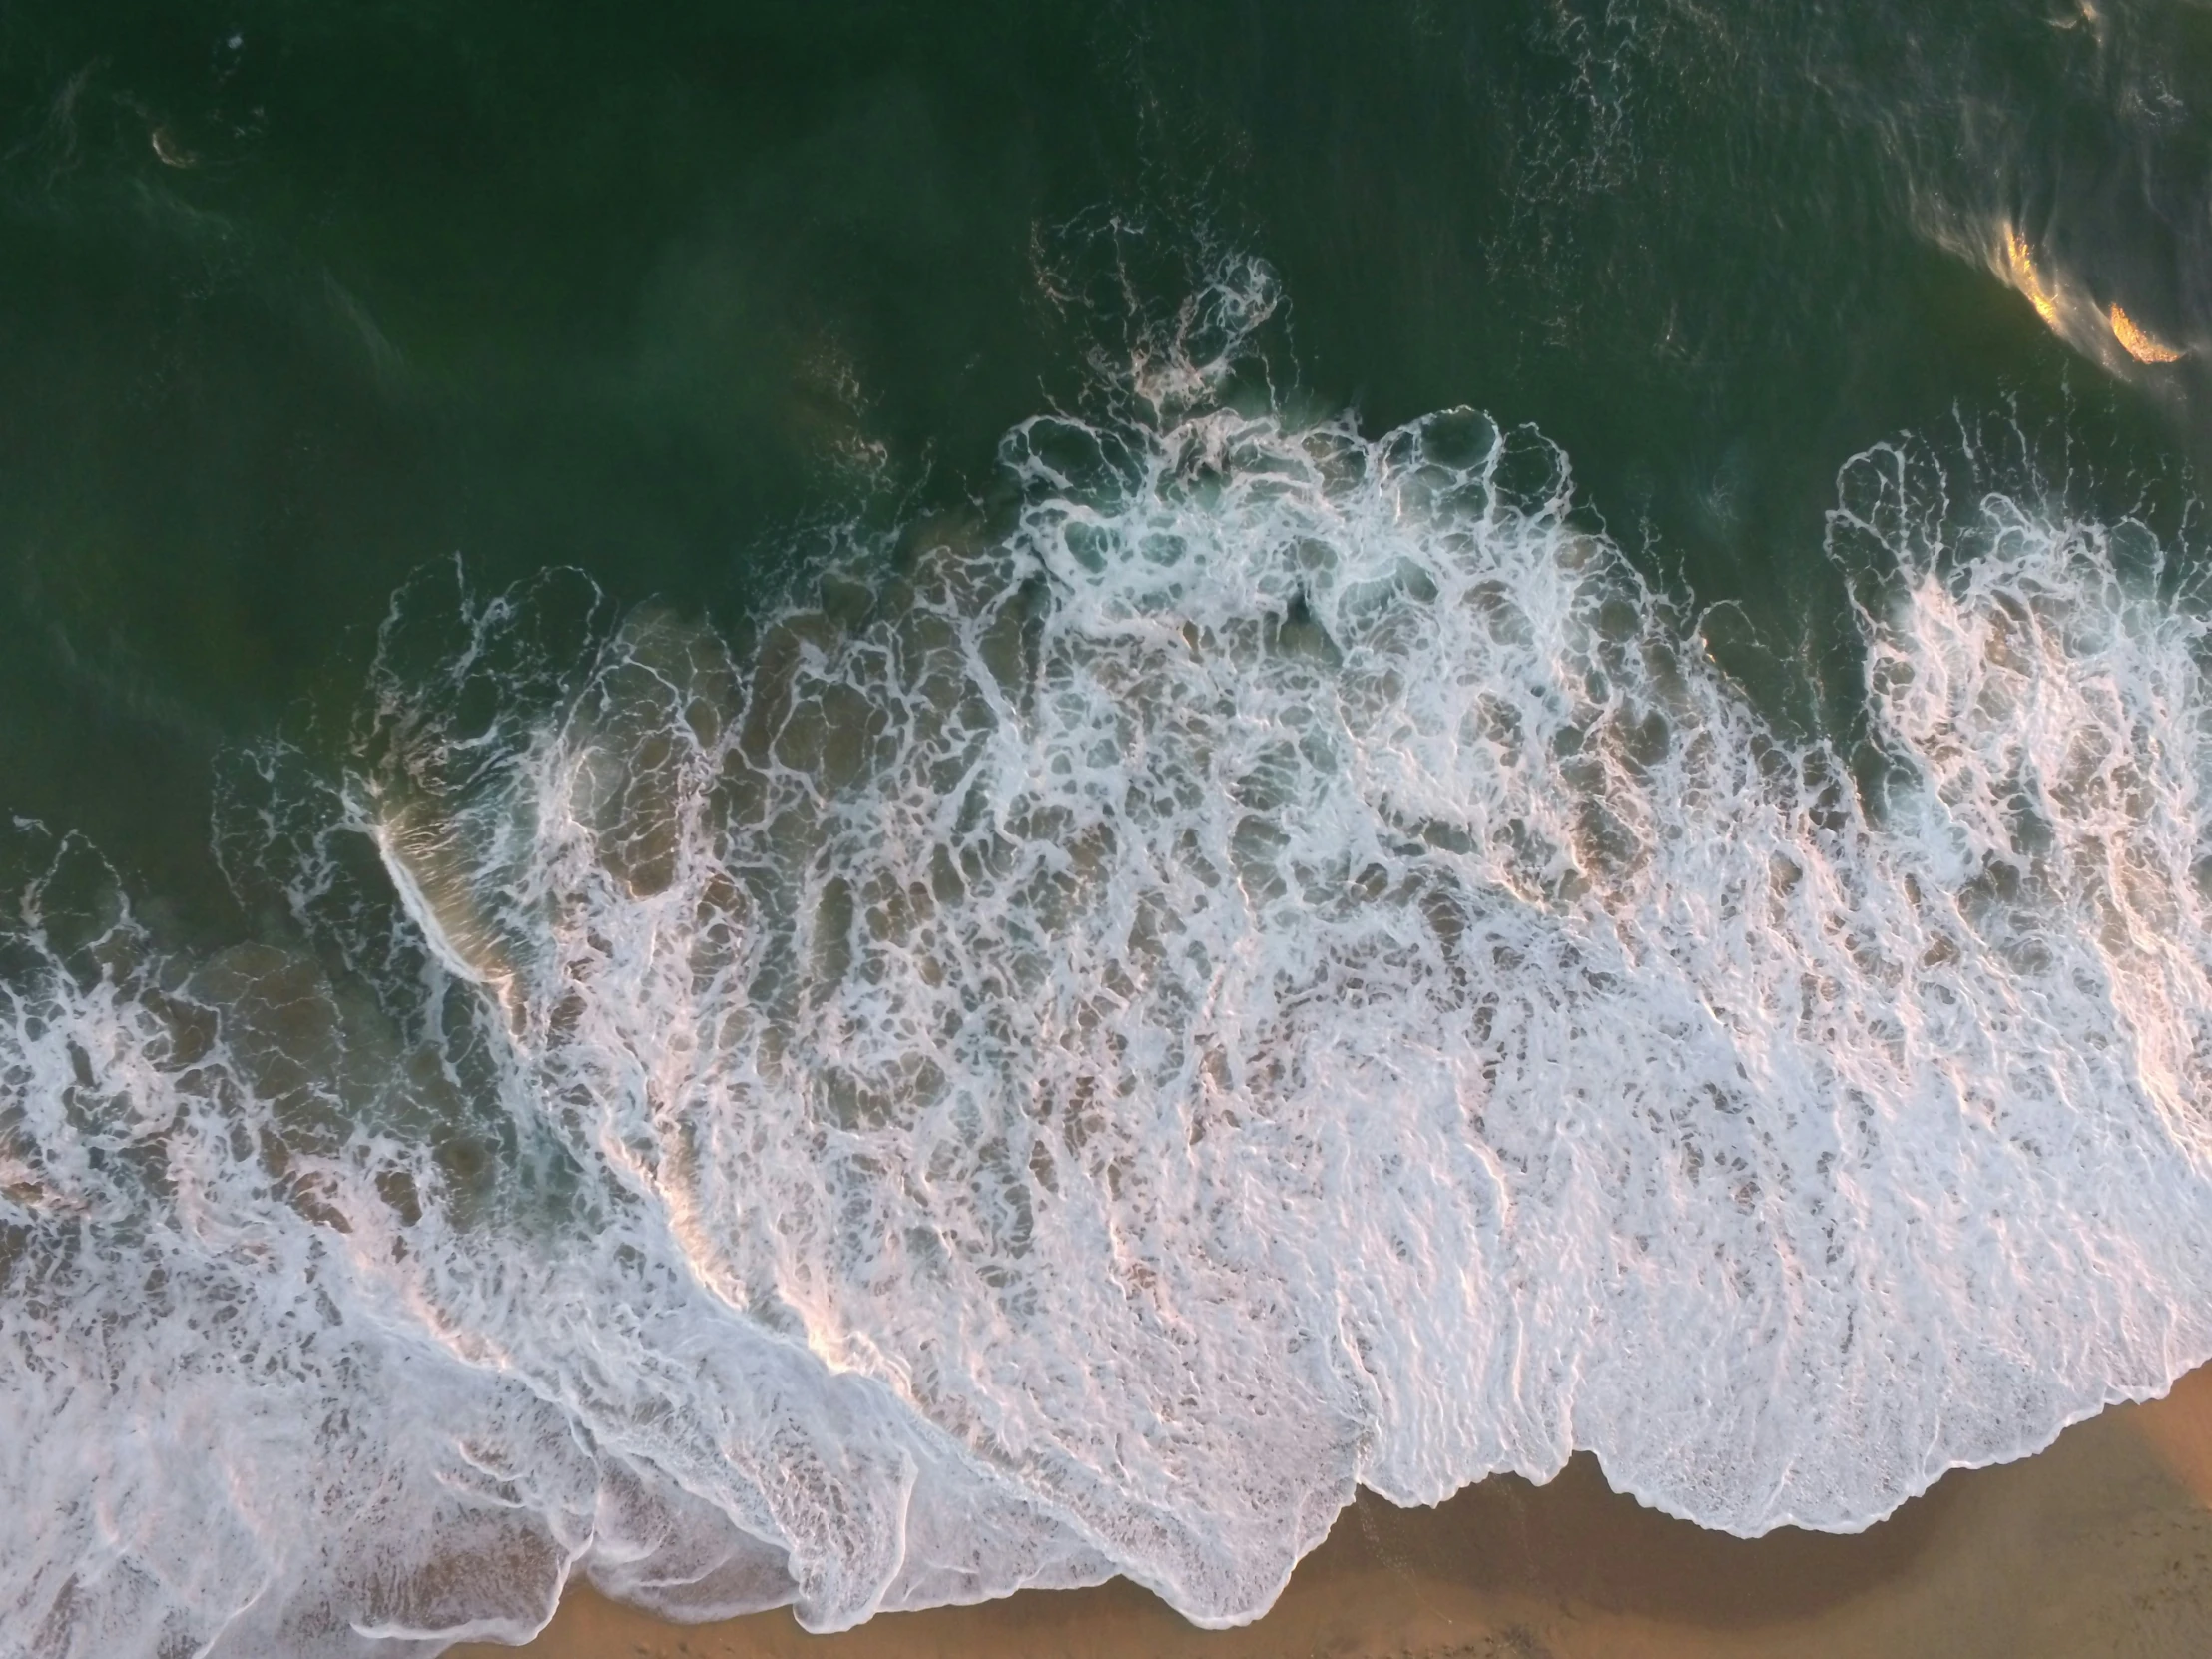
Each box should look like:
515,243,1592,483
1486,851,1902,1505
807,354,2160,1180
454,1364,2212,1659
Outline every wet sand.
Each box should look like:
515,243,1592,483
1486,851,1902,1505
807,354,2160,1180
458,1365,2212,1659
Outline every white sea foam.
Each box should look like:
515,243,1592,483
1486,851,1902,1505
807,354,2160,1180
9,275,2212,1653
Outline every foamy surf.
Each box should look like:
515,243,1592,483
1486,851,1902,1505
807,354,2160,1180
8,272,2212,1655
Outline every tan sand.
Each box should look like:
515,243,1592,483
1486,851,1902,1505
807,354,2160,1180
456,1365,2212,1659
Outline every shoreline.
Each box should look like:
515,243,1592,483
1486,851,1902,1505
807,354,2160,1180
455,1365,2212,1658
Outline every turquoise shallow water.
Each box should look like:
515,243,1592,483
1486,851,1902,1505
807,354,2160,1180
10,3,2212,1654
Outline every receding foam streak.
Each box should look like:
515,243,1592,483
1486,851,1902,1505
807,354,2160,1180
8,278,2212,1653
369,811,496,987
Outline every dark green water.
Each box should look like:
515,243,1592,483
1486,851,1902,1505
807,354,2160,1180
13,5,2212,1654
3,0,2199,926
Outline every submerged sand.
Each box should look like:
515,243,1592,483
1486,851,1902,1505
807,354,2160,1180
457,1365,2212,1659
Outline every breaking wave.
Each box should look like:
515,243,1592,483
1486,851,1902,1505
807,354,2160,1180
8,268,2212,1654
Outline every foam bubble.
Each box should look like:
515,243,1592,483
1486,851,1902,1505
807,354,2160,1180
9,274,2212,1651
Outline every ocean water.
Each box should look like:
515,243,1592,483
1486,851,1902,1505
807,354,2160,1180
9,2,2212,1654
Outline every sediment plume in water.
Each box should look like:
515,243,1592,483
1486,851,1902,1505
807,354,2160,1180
8,274,2212,1654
